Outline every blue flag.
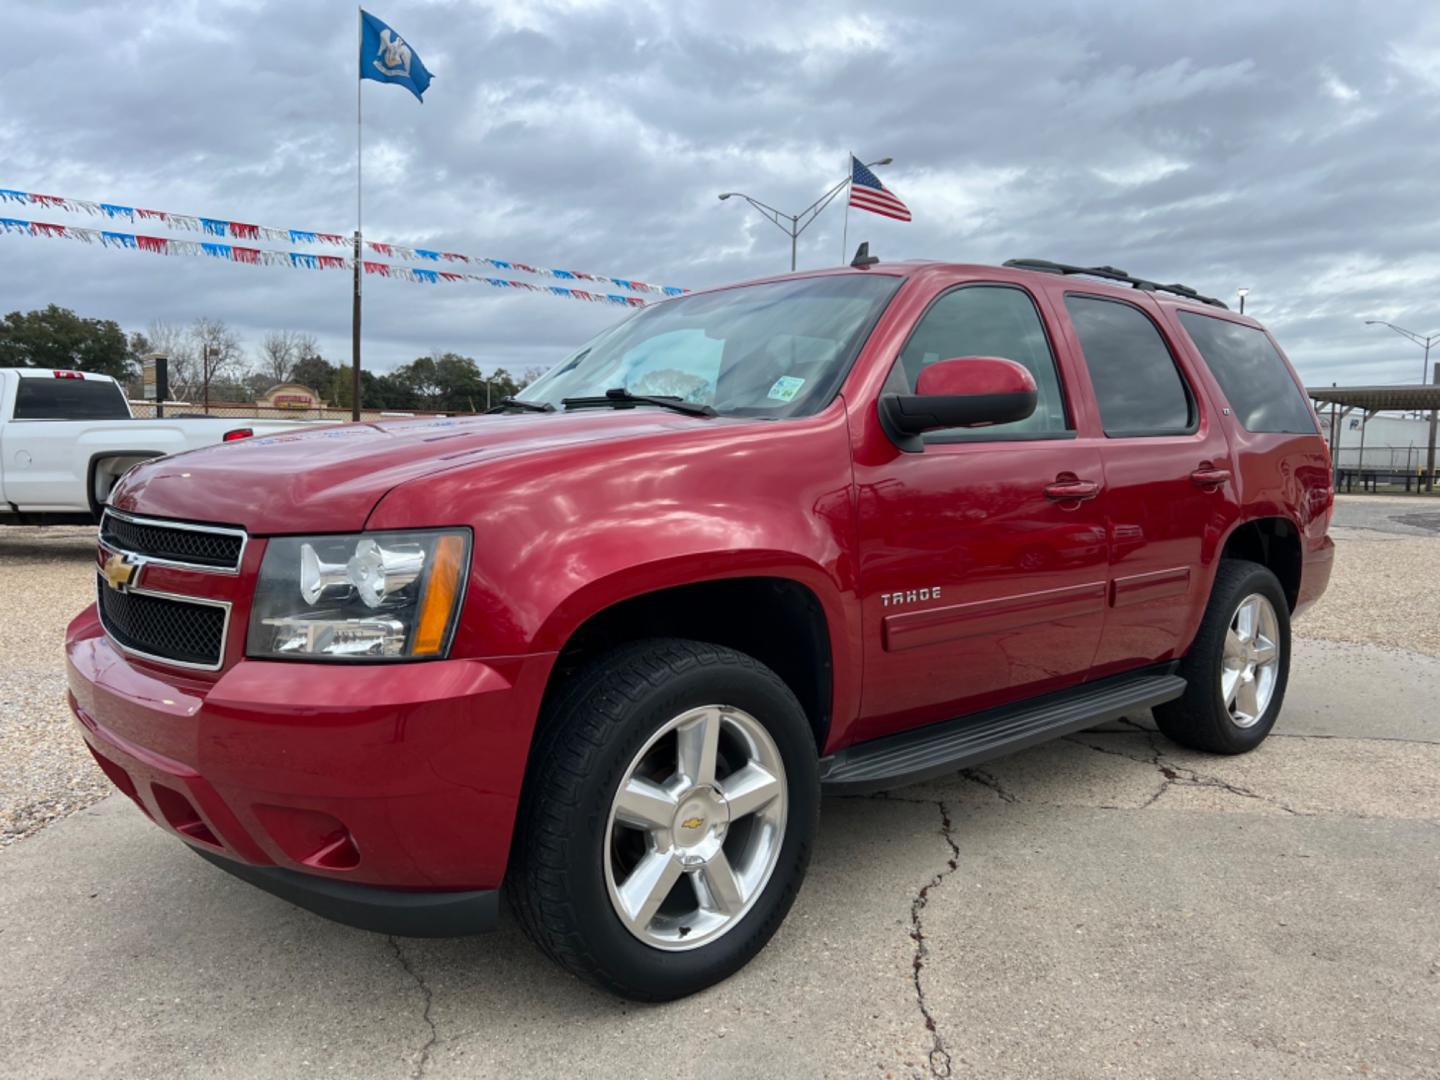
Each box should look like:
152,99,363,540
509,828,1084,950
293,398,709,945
359,10,433,102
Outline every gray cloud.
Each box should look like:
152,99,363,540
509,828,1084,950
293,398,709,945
5,0,1440,386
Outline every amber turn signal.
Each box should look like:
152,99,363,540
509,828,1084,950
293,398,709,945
412,533,466,655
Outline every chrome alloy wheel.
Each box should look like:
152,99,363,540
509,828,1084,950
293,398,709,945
603,705,787,951
1222,592,1281,728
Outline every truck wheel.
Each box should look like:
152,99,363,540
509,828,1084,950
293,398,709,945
508,638,819,1001
1154,559,1290,754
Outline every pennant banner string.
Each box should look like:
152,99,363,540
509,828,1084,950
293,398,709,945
0,217,650,308
0,186,686,297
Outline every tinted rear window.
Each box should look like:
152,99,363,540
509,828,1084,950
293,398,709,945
1177,312,1317,434
1064,295,1194,436
13,377,130,420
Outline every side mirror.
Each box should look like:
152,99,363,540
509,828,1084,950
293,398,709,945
879,356,1038,451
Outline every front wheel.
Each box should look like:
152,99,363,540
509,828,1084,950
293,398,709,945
508,639,819,1001
1154,559,1291,754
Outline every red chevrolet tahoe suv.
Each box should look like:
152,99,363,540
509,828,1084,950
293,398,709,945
66,255,1334,1000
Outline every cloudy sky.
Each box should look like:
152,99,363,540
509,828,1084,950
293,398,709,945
4,0,1440,387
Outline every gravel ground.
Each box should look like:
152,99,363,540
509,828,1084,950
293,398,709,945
1303,494,1440,655
0,495,1434,850
0,526,106,847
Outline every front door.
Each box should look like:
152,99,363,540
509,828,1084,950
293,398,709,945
850,282,1110,743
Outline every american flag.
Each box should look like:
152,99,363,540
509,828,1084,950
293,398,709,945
847,156,911,222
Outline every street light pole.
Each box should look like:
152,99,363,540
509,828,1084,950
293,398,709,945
719,157,893,272
1236,287,1249,315
1365,319,1438,386
1365,321,1440,484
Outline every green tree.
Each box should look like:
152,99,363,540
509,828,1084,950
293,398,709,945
0,304,139,380
290,354,338,398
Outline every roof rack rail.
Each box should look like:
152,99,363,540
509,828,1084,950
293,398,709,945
1002,258,1229,309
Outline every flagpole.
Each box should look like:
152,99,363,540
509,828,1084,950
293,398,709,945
351,6,363,422
840,153,852,263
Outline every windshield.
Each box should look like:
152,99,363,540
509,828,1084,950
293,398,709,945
522,274,902,418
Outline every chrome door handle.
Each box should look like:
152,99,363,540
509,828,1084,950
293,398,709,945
1044,479,1101,501
1190,467,1232,489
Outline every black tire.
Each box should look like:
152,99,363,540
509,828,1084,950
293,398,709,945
507,638,820,1001
1154,559,1291,754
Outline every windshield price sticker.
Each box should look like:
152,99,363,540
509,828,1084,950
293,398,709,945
767,376,806,402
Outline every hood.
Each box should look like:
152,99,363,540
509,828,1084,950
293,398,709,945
109,411,747,534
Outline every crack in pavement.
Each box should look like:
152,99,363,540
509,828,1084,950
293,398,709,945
1063,731,1308,816
388,936,438,1079
841,792,958,1077
908,798,959,1079
959,767,1018,803
1085,726,1440,747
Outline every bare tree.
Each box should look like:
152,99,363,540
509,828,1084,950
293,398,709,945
293,331,319,362
258,331,297,384
144,319,195,399
189,317,245,412
256,330,321,384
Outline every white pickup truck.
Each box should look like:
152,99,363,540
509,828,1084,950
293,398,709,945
1,367,312,525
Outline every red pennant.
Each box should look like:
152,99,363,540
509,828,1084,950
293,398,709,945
136,235,168,253
31,221,68,236
229,222,260,239
230,246,261,264
317,255,346,270
363,261,390,276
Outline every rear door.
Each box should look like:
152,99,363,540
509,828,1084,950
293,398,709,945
850,279,1111,742
1056,292,1239,676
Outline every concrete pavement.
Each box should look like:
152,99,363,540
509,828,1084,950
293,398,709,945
2,638,1437,1079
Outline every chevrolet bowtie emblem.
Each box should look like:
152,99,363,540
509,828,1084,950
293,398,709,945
102,552,138,592
680,817,704,830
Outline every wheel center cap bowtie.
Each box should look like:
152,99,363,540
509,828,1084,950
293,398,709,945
672,788,730,864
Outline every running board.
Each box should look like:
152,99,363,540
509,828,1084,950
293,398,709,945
819,670,1186,794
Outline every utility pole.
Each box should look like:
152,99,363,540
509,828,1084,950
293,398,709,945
1429,361,1438,491
202,343,211,414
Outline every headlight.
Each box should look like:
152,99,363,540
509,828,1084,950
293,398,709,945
247,529,470,661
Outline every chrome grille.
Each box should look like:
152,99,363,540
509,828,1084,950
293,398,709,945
100,510,245,572
96,576,229,670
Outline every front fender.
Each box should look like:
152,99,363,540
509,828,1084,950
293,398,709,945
365,406,864,720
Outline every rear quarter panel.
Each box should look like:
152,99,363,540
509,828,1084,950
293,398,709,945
1154,304,1334,617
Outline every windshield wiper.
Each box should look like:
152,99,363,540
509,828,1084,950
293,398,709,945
486,396,555,414
561,387,717,418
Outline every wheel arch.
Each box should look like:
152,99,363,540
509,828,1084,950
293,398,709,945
536,563,848,755
87,450,163,520
1217,515,1303,611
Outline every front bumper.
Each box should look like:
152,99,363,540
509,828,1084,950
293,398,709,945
66,604,554,930
190,847,500,936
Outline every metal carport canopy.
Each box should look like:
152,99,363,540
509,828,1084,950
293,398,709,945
1307,384,1440,412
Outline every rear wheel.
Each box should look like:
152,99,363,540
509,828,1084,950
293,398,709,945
508,639,819,1001
1154,559,1290,754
